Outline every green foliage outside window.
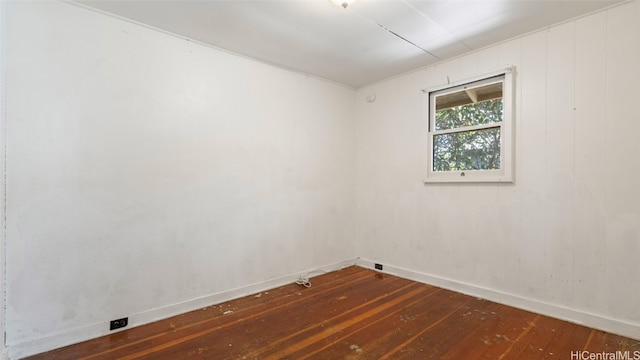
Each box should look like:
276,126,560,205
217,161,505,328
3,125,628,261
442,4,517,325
433,99,503,171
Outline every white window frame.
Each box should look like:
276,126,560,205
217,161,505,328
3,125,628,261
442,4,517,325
424,67,515,183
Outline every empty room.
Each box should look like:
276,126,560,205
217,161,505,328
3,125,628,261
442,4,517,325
1,0,639,359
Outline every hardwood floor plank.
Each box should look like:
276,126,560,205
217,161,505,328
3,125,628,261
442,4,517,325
476,308,540,360
377,294,475,359
263,285,427,359
508,314,564,359
438,302,521,359
299,287,443,359
537,318,579,359
583,329,607,352
25,266,640,360
565,322,597,354
400,301,506,359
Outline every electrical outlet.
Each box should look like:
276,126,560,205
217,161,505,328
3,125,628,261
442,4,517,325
375,263,383,271
110,317,128,331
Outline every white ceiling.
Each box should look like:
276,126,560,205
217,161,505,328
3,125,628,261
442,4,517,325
75,0,623,88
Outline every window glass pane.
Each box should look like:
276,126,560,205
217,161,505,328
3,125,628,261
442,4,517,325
433,127,501,171
435,98,503,131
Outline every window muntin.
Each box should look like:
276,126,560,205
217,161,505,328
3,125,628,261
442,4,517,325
425,69,514,183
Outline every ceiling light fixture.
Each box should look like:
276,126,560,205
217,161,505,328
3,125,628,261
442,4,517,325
331,0,356,9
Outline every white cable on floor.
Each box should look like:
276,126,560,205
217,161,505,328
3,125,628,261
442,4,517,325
294,259,357,288
296,270,326,288
295,276,312,288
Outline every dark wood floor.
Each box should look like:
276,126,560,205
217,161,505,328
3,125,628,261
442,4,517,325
27,266,640,359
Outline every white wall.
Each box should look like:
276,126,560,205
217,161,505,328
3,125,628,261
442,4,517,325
355,1,640,339
1,1,7,358
4,1,355,357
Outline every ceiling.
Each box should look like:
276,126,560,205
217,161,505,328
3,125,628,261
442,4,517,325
75,0,624,88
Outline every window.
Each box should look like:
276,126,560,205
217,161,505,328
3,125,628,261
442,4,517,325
425,68,514,183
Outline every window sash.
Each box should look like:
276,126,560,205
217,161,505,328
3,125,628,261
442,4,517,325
429,75,505,132
431,126,502,172
423,67,514,183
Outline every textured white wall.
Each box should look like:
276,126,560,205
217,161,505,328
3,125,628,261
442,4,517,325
4,1,355,356
355,1,640,339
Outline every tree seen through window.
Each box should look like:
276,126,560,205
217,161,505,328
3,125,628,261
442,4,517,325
432,99,503,171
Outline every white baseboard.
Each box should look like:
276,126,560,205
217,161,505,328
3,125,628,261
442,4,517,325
356,258,640,341
7,259,357,360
